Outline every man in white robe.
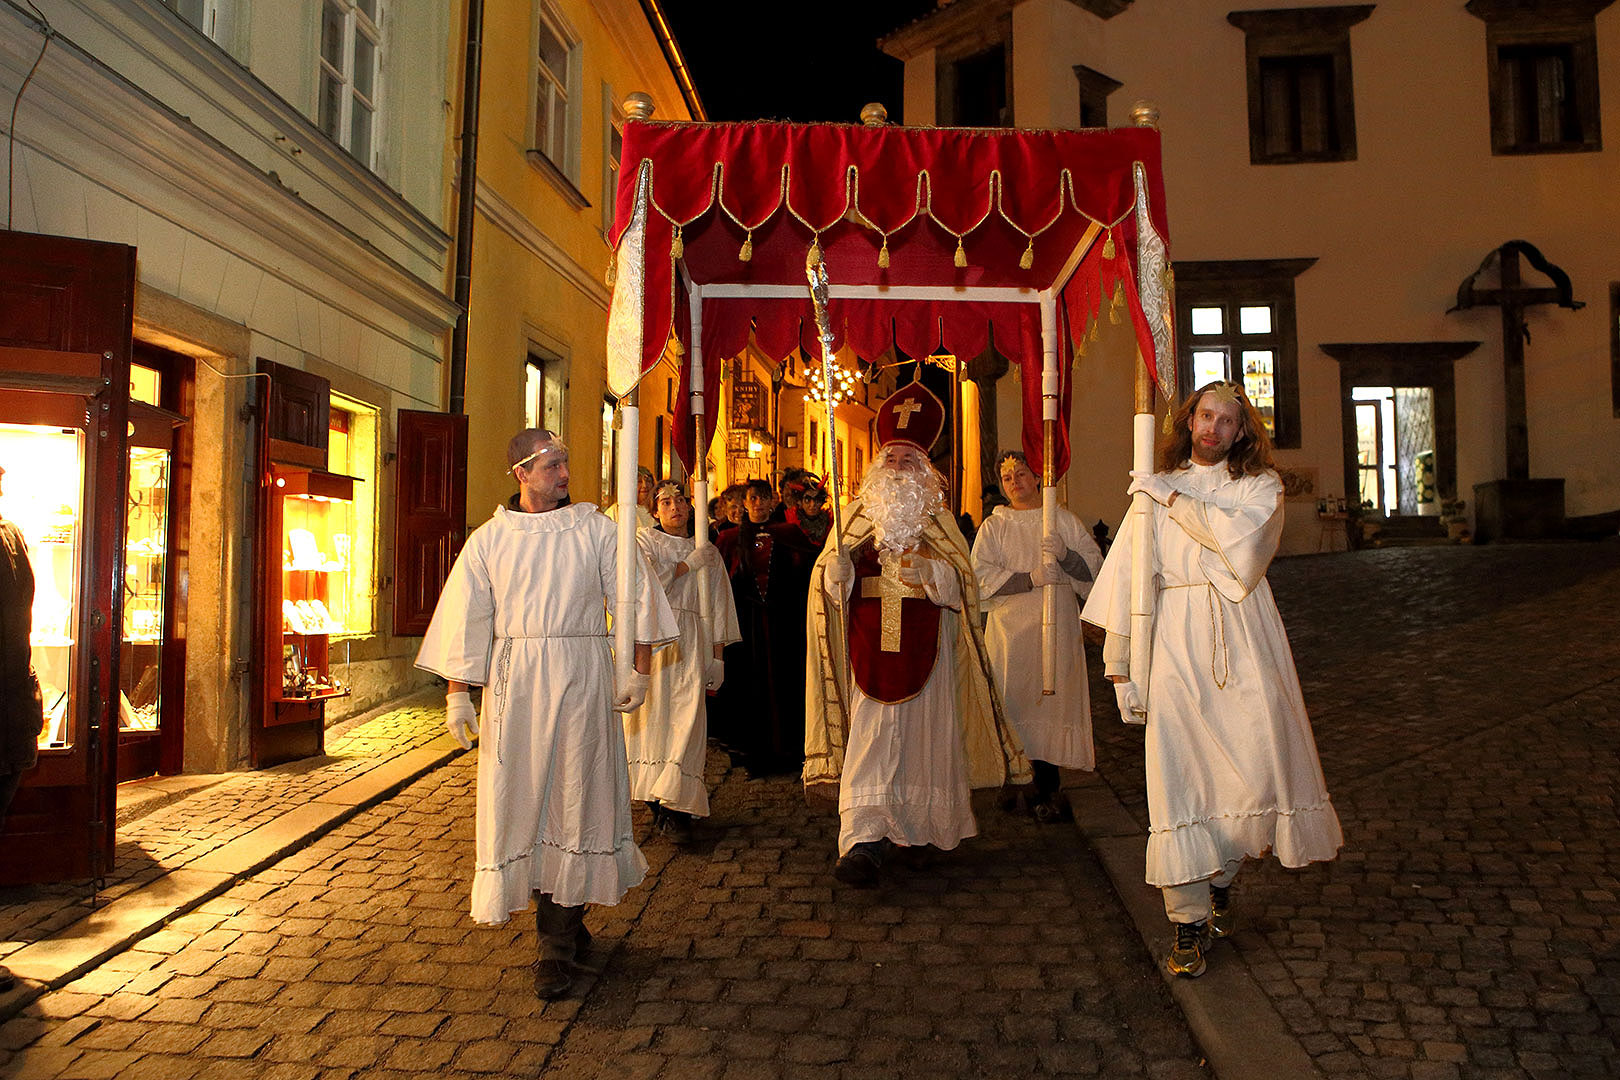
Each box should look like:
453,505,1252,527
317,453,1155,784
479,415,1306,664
416,429,677,999
806,383,1029,888
623,482,740,843
1082,382,1343,978
973,451,1103,821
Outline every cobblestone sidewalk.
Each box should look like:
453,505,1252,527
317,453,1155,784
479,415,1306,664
0,691,448,967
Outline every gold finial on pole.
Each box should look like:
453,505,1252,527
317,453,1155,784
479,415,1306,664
860,102,889,127
1130,100,1160,129
624,92,655,121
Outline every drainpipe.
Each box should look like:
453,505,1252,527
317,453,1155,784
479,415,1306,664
448,0,485,415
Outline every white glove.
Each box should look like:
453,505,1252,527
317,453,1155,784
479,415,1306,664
685,544,723,574
1040,535,1068,562
897,560,927,587
825,554,854,586
613,670,651,714
704,657,725,691
445,691,479,749
1030,558,1064,587
1127,471,1179,507
1113,680,1147,724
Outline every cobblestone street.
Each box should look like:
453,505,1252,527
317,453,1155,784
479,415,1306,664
1,540,1618,1078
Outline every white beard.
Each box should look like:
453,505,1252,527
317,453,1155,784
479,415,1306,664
859,462,946,557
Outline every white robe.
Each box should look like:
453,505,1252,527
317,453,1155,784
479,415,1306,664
1081,463,1343,887
972,506,1103,769
826,554,976,855
415,503,678,921
622,529,741,817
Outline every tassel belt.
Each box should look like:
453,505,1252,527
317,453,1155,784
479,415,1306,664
1158,582,1229,689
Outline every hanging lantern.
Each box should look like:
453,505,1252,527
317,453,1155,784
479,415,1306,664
807,362,858,406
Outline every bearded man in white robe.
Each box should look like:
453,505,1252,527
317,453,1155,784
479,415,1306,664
622,481,740,843
1082,383,1342,979
416,429,677,1000
972,450,1103,822
805,382,1029,888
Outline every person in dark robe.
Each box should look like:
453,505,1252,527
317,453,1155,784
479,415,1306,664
0,464,44,993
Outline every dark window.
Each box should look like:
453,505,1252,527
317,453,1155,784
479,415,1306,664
1500,44,1580,147
952,46,1008,127
1470,0,1605,155
1073,64,1122,129
1174,259,1316,450
1228,6,1373,165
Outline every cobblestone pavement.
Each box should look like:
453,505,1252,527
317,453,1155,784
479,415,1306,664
0,696,446,965
0,748,1207,1079
1091,540,1620,1079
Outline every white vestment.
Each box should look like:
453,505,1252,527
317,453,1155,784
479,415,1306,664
972,506,1103,769
826,554,976,855
1081,463,1343,887
416,503,678,922
622,528,741,817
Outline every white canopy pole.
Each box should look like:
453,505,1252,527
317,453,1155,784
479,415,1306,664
1129,369,1155,700
1039,292,1060,696
614,390,639,693
689,288,712,628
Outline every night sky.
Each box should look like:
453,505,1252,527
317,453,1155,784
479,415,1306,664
659,1,938,123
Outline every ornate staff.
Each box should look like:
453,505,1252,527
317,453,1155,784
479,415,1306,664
805,258,847,560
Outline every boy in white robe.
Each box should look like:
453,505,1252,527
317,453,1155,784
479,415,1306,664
416,429,677,1000
1082,383,1342,979
623,482,740,843
972,451,1103,821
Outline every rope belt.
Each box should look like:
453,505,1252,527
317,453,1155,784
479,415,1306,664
1159,582,1229,689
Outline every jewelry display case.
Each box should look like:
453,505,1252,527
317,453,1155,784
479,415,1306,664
267,462,355,720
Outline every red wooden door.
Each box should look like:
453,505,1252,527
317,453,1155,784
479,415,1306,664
393,410,467,636
0,230,135,884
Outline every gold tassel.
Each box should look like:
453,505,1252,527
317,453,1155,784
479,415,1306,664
671,226,683,260
954,237,967,268
1102,230,1115,260
808,237,823,268
1089,317,1100,342
604,249,616,289
739,231,753,262
878,237,890,269
1019,238,1034,270
1109,281,1125,325
1162,411,1174,436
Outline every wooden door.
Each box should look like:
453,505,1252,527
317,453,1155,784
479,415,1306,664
393,410,467,636
0,230,135,884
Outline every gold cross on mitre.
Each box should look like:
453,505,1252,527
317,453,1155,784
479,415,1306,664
859,561,925,652
893,398,923,429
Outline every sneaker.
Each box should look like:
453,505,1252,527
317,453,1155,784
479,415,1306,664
1166,920,1208,978
1208,884,1233,939
533,958,572,999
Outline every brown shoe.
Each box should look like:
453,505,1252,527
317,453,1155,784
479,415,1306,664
533,958,572,999
833,846,881,888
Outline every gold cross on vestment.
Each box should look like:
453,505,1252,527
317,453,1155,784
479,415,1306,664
893,398,923,428
859,564,925,652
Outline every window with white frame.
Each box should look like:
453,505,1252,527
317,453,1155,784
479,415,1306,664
318,0,383,168
163,0,234,44
531,4,582,184
602,95,624,236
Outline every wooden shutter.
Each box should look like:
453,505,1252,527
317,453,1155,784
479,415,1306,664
393,409,468,636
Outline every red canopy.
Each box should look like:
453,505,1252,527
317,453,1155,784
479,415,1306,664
605,119,1173,478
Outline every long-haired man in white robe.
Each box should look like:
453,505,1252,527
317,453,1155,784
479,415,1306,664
1082,382,1342,979
415,429,677,1000
972,451,1103,822
622,481,740,843
805,382,1029,888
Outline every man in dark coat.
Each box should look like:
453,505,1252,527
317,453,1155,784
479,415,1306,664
0,463,44,992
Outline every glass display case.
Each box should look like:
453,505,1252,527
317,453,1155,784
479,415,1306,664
120,445,168,735
273,466,354,708
0,423,86,752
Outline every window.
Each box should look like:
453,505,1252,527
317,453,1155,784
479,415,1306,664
1228,6,1372,165
1470,1,1604,155
1073,65,1122,129
327,395,378,637
318,0,383,168
525,349,564,432
530,4,583,187
1175,258,1316,449
603,92,625,237
163,0,234,44
934,16,1013,128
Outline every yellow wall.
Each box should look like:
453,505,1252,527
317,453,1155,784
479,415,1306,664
455,0,693,521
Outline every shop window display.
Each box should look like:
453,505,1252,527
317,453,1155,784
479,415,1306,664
119,446,169,733
275,468,355,703
0,424,84,750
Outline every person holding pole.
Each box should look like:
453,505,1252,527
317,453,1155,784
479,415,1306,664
805,383,1029,887
972,450,1102,822
416,428,678,1000
1081,382,1342,978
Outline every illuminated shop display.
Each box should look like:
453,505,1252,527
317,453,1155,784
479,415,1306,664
273,467,355,706
120,445,169,734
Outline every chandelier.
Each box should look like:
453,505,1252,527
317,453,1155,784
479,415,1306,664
807,362,857,405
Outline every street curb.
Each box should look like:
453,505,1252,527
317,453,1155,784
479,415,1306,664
0,736,464,1025
1067,772,1324,1080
